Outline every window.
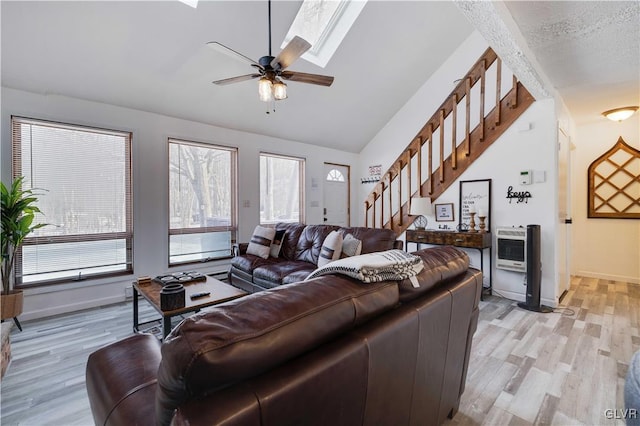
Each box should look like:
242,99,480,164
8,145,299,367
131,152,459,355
260,153,304,224
326,168,345,182
11,116,132,286
169,138,237,265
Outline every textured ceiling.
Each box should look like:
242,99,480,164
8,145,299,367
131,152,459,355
504,1,640,123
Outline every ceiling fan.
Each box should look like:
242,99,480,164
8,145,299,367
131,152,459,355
207,0,334,104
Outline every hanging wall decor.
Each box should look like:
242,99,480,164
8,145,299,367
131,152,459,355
588,136,640,219
459,179,492,230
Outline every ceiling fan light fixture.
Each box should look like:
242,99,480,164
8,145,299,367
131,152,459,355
258,77,274,102
273,79,287,100
602,106,638,122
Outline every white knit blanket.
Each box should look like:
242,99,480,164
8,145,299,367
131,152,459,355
306,249,424,283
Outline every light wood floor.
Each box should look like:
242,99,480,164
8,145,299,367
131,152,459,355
1,276,637,425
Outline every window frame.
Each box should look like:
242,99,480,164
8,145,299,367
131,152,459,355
167,138,238,266
11,116,133,288
259,152,305,225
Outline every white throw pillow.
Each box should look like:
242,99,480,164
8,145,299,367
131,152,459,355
341,233,363,257
247,226,276,259
317,230,343,267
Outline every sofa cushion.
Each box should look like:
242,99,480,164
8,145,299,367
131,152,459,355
247,226,276,259
318,230,343,267
338,227,398,254
398,246,470,303
275,223,306,260
156,276,399,425
231,252,280,274
282,267,317,284
253,261,317,286
294,225,339,264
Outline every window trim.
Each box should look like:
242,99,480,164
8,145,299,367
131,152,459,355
11,116,133,288
259,152,306,225
167,137,238,267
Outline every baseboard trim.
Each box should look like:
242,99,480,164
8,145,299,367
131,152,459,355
575,271,640,284
21,295,124,321
489,288,557,308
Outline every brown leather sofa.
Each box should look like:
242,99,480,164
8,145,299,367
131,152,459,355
86,246,481,426
229,223,403,293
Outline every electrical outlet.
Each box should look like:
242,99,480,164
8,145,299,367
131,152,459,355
125,286,133,299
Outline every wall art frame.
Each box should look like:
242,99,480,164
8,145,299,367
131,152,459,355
588,137,640,219
459,179,492,230
435,203,455,222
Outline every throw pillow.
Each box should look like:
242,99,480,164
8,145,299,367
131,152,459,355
341,233,362,257
270,230,287,258
247,226,276,259
317,230,343,267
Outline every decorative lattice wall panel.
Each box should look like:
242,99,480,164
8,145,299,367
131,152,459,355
588,137,640,219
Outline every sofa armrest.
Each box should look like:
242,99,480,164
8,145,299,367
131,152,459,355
86,333,161,426
393,240,403,250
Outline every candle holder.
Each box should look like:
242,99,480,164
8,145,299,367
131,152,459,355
468,212,477,233
478,215,487,233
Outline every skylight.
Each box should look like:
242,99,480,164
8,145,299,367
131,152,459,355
282,0,367,68
178,0,198,9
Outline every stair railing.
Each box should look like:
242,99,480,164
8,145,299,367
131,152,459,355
364,47,534,234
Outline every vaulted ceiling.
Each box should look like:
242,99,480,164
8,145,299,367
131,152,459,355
2,1,638,153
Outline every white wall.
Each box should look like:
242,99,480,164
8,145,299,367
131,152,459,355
356,31,560,306
1,87,359,320
357,31,490,217
572,115,640,283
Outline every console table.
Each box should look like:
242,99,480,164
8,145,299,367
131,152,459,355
406,229,492,299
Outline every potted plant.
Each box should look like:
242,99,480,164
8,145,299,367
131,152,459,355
1,177,47,330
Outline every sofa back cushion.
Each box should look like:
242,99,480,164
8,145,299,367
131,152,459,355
293,225,339,264
397,246,470,303
338,227,398,254
156,276,399,425
275,223,306,260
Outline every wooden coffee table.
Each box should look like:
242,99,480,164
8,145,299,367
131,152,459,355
133,275,247,339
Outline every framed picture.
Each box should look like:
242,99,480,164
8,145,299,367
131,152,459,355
459,179,492,230
435,203,455,222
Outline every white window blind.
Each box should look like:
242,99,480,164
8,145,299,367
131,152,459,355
260,153,305,224
168,138,237,265
11,116,133,285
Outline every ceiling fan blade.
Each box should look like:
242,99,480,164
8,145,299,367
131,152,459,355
207,41,262,68
270,36,312,70
280,71,334,87
212,74,262,86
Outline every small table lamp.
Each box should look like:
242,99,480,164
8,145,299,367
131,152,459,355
410,196,432,230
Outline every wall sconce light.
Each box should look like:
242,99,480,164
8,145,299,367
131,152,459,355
602,106,638,122
409,196,432,230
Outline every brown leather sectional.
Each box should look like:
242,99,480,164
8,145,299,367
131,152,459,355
86,246,481,426
229,223,403,293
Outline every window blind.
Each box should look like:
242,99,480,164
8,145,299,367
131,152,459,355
11,116,133,285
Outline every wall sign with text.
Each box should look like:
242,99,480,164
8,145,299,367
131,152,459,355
459,179,492,229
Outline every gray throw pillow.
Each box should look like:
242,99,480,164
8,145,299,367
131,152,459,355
247,225,276,259
342,233,362,257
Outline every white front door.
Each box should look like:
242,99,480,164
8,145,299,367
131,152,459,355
323,163,350,226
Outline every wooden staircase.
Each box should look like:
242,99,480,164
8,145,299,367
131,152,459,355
364,47,535,235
